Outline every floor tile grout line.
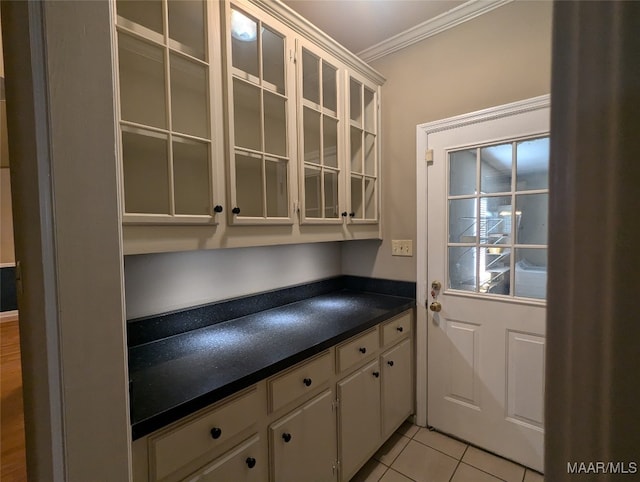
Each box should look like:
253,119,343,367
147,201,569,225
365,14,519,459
448,444,470,482
410,435,467,462
458,460,512,482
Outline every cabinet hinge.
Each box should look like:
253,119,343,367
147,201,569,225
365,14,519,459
332,398,340,410
290,49,296,63
425,149,434,165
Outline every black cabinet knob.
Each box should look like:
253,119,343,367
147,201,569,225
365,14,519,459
210,427,222,439
232,207,241,214
303,378,312,387
245,457,256,469
282,432,292,443
387,360,394,367
372,371,380,378
213,205,223,213
349,212,355,217
397,326,404,332
341,212,348,217
359,347,367,354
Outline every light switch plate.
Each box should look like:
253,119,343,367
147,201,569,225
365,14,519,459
392,240,413,257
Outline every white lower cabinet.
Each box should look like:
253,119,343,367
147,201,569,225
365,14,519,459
269,389,337,481
337,360,381,481
185,435,266,482
132,310,414,482
381,338,413,437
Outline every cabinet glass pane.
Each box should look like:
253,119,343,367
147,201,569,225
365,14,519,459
364,133,375,175
479,247,511,295
118,33,166,129
350,79,361,123
173,138,210,214
481,143,512,193
516,137,549,191
116,0,163,34
266,160,288,217
170,54,209,138
449,198,476,243
122,129,169,214
364,87,375,131
324,171,338,218
351,176,363,218
303,108,320,164
231,9,259,77
235,153,263,217
322,62,337,112
168,0,205,59
264,92,287,157
364,178,376,219
305,167,321,218
514,248,547,299
515,193,548,245
233,79,261,151
323,116,338,168
350,128,362,173
449,149,476,196
449,247,477,292
302,49,320,104
480,196,512,245
263,27,285,93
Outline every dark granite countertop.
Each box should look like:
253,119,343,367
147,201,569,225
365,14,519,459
129,288,414,439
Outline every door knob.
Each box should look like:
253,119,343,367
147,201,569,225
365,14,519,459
429,301,442,312
431,280,442,291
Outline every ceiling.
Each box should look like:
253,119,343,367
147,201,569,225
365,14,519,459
282,0,466,55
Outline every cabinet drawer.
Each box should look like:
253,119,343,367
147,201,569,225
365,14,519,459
269,351,332,412
150,388,260,481
381,311,412,346
185,434,266,482
336,328,379,372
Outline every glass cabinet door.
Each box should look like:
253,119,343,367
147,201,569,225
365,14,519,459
347,75,379,223
115,0,217,223
299,45,342,223
227,6,293,223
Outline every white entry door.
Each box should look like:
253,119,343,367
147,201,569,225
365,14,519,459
418,97,549,472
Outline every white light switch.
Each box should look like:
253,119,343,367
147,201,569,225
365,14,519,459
392,240,413,257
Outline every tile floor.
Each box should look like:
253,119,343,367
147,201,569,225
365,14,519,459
351,422,544,482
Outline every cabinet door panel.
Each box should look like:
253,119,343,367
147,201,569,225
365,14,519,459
382,339,413,436
338,360,381,480
270,389,336,482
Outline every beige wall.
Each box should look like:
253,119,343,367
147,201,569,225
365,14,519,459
342,0,552,282
1,11,14,265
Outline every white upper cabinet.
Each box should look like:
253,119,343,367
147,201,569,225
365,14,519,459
114,0,385,253
347,73,380,223
224,4,297,224
115,0,224,225
298,42,344,224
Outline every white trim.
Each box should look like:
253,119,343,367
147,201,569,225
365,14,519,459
358,0,513,63
0,262,16,268
414,94,550,428
0,310,19,323
417,94,549,134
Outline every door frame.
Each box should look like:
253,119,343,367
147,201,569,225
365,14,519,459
414,94,550,426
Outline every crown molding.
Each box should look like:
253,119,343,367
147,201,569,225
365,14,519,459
358,0,513,63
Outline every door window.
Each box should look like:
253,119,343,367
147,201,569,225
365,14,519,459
447,137,549,300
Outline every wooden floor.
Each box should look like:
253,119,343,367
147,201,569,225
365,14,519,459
1,318,27,482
